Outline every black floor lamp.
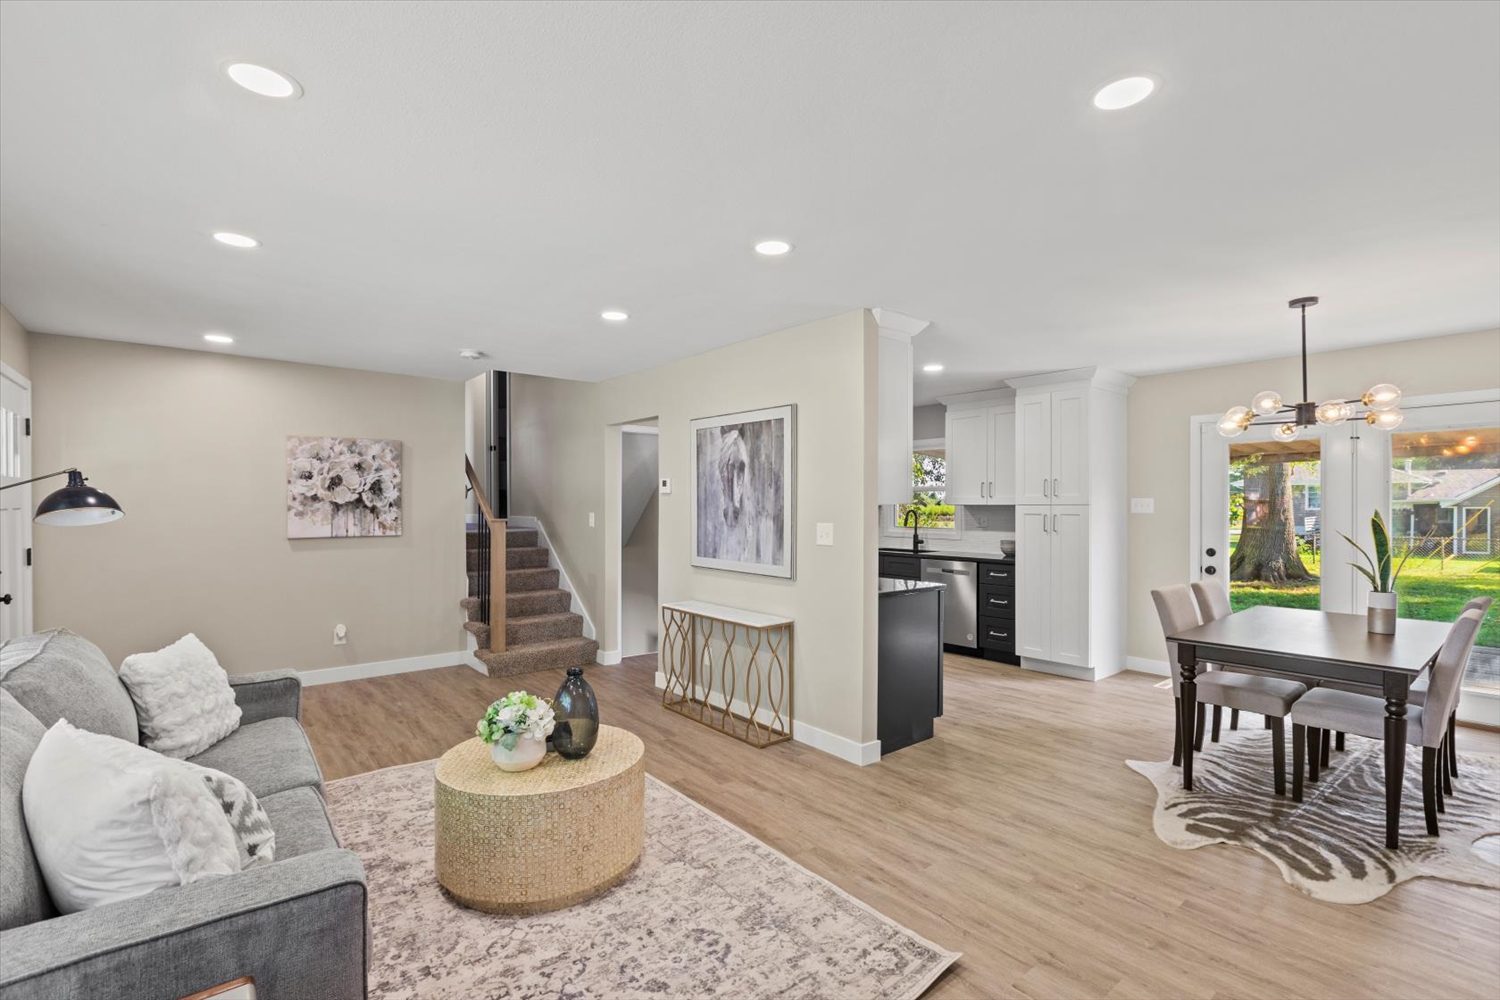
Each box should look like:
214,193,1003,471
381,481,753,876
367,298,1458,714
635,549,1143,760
0,468,124,526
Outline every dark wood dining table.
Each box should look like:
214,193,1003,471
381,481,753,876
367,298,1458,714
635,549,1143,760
1166,605,1454,849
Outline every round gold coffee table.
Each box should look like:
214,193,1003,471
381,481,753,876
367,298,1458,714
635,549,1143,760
433,725,645,914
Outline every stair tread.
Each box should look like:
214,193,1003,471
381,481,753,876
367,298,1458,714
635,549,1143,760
508,611,579,624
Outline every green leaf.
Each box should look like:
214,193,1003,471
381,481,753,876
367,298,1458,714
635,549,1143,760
1370,510,1392,592
500,731,518,751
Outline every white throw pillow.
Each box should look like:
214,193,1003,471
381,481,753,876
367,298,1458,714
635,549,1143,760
119,634,242,758
22,720,241,913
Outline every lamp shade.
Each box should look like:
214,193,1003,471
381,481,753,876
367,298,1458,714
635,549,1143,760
34,470,124,526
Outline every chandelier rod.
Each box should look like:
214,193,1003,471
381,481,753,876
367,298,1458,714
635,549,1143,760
1300,301,1309,404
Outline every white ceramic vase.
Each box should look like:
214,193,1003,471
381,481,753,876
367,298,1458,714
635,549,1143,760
489,735,546,772
1367,591,1398,635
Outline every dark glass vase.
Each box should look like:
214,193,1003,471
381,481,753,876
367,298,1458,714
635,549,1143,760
552,667,599,759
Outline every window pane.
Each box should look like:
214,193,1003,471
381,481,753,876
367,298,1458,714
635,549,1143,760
1228,439,1322,612
1390,427,1500,692
898,450,955,528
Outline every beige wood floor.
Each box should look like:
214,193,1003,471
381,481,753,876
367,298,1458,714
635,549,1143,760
303,654,1500,1000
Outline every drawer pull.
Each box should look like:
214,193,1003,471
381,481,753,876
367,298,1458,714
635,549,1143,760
988,597,1010,607
988,631,1009,640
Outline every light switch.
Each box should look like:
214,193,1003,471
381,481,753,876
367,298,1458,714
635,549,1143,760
659,478,672,495
815,522,834,546
588,511,596,527
1130,497,1155,514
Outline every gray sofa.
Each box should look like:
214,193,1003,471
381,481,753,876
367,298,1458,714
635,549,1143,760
0,630,367,1000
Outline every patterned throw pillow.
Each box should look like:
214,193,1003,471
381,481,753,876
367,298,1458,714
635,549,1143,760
183,763,276,867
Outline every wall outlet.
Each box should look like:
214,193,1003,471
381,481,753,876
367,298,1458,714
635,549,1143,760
1130,497,1155,514
659,478,672,495
333,623,348,646
588,512,595,528
816,522,834,546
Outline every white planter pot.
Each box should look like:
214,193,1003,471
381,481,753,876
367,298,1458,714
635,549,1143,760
489,735,546,772
1367,591,1398,635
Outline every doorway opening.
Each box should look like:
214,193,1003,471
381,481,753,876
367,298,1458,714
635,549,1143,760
620,423,659,657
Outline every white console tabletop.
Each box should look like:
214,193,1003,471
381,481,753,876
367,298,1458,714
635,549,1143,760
659,601,794,629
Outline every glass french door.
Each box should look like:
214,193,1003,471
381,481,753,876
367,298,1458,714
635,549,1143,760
1197,391,1500,699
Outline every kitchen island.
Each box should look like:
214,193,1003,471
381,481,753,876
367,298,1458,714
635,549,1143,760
877,577,945,755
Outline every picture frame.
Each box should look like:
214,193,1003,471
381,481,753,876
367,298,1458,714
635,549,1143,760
690,404,796,578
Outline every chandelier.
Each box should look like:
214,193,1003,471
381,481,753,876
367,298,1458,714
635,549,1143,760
1218,296,1403,441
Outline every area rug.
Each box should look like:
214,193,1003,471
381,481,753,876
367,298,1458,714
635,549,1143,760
325,761,959,999
1127,729,1500,904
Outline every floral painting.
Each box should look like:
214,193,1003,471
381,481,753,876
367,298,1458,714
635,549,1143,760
286,436,402,538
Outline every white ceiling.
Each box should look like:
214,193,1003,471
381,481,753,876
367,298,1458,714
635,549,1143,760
2,1,1497,402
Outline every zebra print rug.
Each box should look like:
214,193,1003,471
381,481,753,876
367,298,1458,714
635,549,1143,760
1128,729,1500,904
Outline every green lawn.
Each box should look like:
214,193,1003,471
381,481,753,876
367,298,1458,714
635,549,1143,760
1230,553,1500,647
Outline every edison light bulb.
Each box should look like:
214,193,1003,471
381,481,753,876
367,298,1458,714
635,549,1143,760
1362,383,1402,411
1273,422,1300,442
1315,399,1352,425
1365,408,1405,430
1218,405,1252,438
1250,390,1283,416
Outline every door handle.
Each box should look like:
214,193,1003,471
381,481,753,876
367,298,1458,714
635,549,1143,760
1204,565,1217,575
0,594,11,605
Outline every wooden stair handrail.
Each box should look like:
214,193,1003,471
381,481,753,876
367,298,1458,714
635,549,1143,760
465,458,506,653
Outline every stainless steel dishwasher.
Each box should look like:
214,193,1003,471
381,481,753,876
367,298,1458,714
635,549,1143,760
921,558,976,649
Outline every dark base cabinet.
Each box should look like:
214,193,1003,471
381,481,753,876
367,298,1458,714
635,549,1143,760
976,559,1017,663
878,584,944,755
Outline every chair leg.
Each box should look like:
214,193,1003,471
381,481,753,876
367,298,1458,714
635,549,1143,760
1308,729,1321,782
1422,746,1440,836
1320,728,1331,768
1292,724,1305,802
1441,739,1453,796
1436,744,1447,814
1172,697,1182,767
1271,716,1286,796
1212,705,1222,743
1231,708,1240,731
1194,702,1206,752
1336,731,1345,752
1449,713,1459,779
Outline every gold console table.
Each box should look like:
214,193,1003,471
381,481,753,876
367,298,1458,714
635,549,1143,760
660,601,793,748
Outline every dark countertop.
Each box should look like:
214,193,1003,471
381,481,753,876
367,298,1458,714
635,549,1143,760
879,547,1010,563
878,577,946,597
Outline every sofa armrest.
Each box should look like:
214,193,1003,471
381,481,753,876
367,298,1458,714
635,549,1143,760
229,670,302,724
0,849,367,1000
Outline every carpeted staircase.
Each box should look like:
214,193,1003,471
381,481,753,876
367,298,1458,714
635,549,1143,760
462,525,598,678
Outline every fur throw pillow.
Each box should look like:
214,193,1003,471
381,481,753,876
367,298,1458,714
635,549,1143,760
119,634,241,758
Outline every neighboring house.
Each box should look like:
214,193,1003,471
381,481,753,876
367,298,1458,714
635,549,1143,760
1392,468,1500,556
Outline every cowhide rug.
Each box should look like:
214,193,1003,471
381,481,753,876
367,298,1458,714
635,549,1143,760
1128,728,1500,904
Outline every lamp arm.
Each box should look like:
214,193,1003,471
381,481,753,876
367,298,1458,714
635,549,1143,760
0,467,79,491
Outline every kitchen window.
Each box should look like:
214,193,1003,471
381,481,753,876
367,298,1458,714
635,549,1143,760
891,448,958,534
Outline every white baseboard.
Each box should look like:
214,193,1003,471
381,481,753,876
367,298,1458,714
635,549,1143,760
596,649,622,666
1019,657,1096,681
652,671,880,766
298,650,478,686
1126,655,1170,676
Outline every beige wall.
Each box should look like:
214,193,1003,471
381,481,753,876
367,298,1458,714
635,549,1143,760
1127,327,1500,665
29,334,466,673
1,305,30,379
511,310,881,748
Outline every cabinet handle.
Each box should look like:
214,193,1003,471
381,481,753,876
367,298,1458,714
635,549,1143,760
1042,515,1048,533
1052,514,1057,533
989,597,1009,607
988,630,1009,640
980,481,985,499
988,480,994,497
1053,477,1059,496
1042,478,1049,498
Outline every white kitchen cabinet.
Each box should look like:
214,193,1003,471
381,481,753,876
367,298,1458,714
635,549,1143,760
940,391,1016,505
1015,505,1089,666
874,309,930,506
1005,368,1133,680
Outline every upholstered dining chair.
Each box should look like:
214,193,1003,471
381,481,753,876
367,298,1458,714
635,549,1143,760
1190,579,1337,771
1288,608,1484,836
1407,596,1492,786
1152,584,1309,795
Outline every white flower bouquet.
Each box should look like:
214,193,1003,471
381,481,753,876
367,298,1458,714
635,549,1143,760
476,691,556,752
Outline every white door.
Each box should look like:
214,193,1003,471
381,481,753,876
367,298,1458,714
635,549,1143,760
1050,386,1089,504
0,365,32,641
1015,507,1051,659
987,406,1016,503
944,408,990,505
1015,394,1051,504
1048,506,1090,667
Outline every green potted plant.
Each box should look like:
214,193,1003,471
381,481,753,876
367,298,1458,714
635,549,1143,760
1339,510,1414,635
476,691,556,771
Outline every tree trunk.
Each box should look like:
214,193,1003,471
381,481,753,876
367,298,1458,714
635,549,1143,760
1230,460,1314,583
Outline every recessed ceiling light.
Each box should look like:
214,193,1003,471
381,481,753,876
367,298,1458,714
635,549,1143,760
922,363,944,373
600,310,629,322
203,333,235,345
459,349,487,361
225,62,301,99
1093,76,1156,111
754,240,793,256
212,231,259,248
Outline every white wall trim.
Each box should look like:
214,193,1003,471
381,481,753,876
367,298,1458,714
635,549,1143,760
510,514,597,641
1126,655,1171,676
653,670,881,766
597,649,622,666
298,650,480,686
